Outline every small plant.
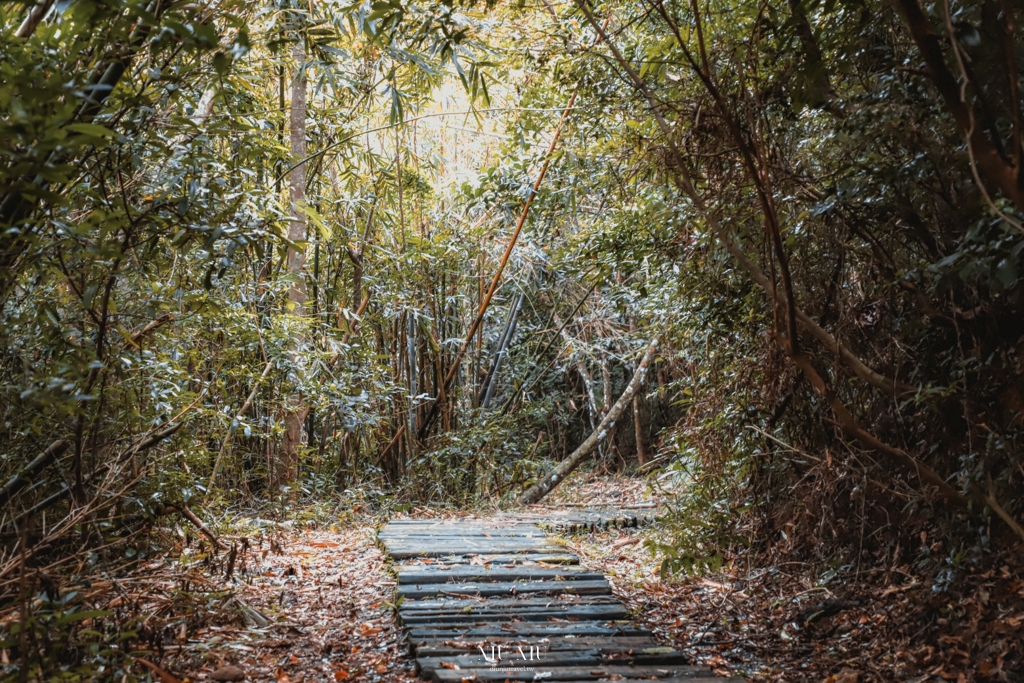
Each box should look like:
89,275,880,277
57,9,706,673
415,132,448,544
0,588,137,682
647,456,749,577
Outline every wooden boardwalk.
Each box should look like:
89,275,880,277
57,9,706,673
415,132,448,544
379,517,746,682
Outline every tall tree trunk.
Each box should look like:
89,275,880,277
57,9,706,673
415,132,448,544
630,316,647,465
599,353,617,467
407,312,418,448
633,388,647,466
279,40,309,489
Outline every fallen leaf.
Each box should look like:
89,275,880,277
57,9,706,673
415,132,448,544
358,622,382,636
210,665,245,682
137,659,183,683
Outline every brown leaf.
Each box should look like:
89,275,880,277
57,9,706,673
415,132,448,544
358,622,382,636
833,669,858,683
136,659,183,683
210,664,246,682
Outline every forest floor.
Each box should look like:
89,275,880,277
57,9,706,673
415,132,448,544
85,474,1022,683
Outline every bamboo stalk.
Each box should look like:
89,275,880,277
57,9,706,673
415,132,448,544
419,84,588,439
207,361,273,490
479,292,525,412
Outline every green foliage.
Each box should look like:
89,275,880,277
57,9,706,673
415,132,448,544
4,0,1024,674
0,590,130,682
646,458,747,577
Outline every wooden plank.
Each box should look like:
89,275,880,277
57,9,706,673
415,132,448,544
382,528,544,532
382,529,547,535
400,595,620,610
399,602,624,617
406,623,652,640
384,545,566,554
396,553,580,565
396,567,604,584
383,532,548,540
398,605,629,625
384,540,564,549
397,579,611,599
430,664,720,682
381,535,549,542
432,676,737,683
382,533,550,541
384,542,567,558
417,649,688,673
413,636,660,656
382,535,558,545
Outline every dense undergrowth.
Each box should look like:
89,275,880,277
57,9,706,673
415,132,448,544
4,0,1024,679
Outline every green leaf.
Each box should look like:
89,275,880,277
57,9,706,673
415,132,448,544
66,123,116,137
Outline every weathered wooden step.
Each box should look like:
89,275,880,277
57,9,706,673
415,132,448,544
399,605,629,625
380,517,743,682
430,664,725,682
381,520,540,525
413,635,660,657
401,595,620,609
417,649,689,676
395,566,603,584
397,579,612,599
493,510,649,532
399,601,627,618
386,542,567,559
406,622,653,640
398,553,580,565
380,527,546,537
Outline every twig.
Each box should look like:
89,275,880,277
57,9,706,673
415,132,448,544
118,313,175,352
135,658,182,683
171,504,226,551
984,475,1024,544
0,440,69,507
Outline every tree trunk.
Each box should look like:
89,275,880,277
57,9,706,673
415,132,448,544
633,391,646,466
630,316,647,465
279,40,309,489
576,360,599,435
407,311,418,447
522,338,659,503
599,353,618,468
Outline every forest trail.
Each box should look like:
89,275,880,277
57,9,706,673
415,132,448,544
378,516,746,682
